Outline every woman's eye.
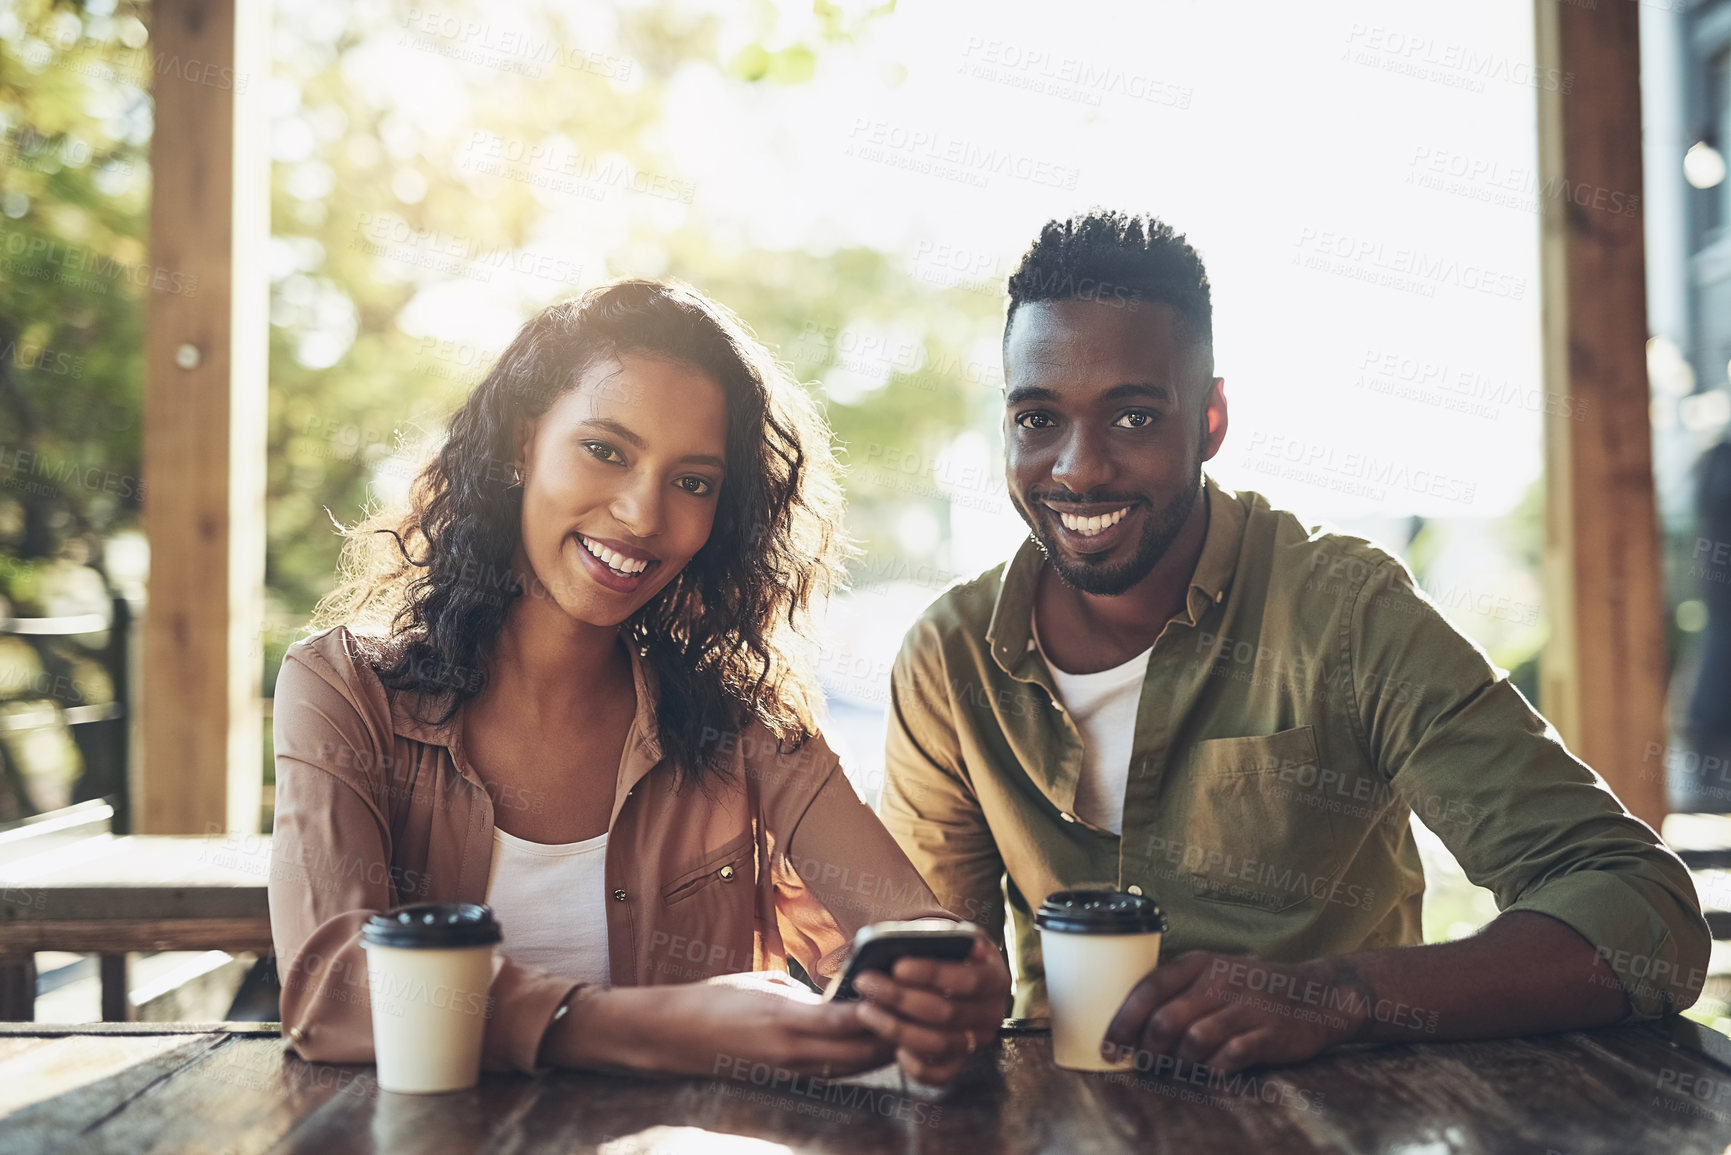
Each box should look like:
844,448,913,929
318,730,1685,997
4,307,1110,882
1016,412,1054,430
676,476,714,496
582,441,623,464
1114,410,1158,429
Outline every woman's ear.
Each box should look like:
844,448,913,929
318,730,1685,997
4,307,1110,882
512,415,533,476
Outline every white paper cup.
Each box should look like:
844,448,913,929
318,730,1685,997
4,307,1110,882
361,903,501,1094
1036,890,1166,1072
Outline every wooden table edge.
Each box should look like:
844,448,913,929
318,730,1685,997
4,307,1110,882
1641,1014,1731,1076
0,1017,1721,1074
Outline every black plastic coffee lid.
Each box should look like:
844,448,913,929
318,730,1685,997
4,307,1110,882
362,903,502,949
1035,889,1166,935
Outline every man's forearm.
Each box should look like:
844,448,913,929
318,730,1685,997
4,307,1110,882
1324,910,1628,1044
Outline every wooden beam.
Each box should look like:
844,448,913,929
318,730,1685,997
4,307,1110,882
139,0,269,834
1535,1,1668,829
0,921,274,953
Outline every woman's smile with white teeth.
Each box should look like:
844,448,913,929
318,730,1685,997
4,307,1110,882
1054,506,1130,536
576,534,651,575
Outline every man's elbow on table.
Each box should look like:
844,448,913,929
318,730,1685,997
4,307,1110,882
1522,870,1712,1022
1599,904,1711,1022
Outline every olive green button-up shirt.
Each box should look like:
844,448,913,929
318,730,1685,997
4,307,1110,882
880,474,1708,1020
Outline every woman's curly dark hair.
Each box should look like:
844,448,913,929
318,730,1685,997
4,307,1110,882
312,279,847,782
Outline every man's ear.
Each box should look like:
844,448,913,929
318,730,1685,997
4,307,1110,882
1200,377,1228,462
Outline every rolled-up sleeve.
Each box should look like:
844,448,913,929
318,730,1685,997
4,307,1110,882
270,642,585,1073
880,622,1008,950
757,731,954,983
1347,559,1709,1019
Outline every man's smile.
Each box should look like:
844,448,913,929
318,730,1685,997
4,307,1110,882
1040,500,1141,554
1050,504,1131,537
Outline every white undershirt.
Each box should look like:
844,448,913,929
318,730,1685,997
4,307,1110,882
1034,614,1153,837
484,826,612,986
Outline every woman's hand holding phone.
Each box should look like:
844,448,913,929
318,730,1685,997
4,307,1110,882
551,975,895,1079
850,931,1013,1085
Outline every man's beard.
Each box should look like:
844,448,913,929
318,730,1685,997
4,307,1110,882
1016,470,1202,597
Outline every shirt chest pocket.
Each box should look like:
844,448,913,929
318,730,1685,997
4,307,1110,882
1179,726,1349,913
661,830,755,908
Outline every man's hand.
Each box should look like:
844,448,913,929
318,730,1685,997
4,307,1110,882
1099,913,1633,1076
852,933,1013,1085
1101,951,1371,1076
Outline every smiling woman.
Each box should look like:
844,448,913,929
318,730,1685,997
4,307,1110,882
520,355,730,629
267,279,1012,1086
315,280,838,781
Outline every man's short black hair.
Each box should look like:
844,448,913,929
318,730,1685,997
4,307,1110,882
1005,209,1213,370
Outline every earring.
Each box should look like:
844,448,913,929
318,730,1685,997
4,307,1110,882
509,464,523,489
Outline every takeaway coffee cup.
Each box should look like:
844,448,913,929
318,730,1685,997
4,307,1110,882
361,903,501,1094
1035,889,1166,1071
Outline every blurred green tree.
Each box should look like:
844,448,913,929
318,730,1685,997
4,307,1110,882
0,0,151,818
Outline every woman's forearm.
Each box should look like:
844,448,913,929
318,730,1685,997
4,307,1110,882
537,986,668,1071
535,977,898,1079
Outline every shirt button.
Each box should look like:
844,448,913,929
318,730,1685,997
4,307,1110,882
1059,812,1076,824
718,865,736,882
611,889,627,902
1126,884,1144,896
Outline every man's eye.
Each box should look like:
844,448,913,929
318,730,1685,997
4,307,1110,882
583,441,623,464
1114,410,1159,429
1016,412,1055,430
676,476,714,496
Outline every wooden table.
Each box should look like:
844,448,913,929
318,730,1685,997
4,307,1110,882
3,1017,1731,1153
0,833,273,1020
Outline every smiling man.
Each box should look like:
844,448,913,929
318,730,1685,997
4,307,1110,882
879,210,1709,1075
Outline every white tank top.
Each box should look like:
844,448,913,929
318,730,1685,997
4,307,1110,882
483,826,612,986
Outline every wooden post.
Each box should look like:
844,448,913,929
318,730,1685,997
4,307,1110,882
0,956,34,1021
1535,1,1668,829
99,955,131,1023
139,0,269,835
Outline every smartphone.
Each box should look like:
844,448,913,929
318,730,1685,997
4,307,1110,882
822,918,980,1002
